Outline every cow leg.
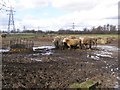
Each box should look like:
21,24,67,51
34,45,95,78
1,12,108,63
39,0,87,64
79,41,82,49
55,41,59,49
89,40,92,49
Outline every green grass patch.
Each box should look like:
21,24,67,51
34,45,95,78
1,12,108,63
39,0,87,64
69,80,98,89
6,33,47,39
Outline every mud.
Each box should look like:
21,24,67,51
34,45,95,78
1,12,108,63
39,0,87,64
2,38,120,89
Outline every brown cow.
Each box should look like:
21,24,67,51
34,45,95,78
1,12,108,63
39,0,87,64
63,38,81,49
1,34,7,38
53,36,68,49
79,37,92,49
89,37,101,47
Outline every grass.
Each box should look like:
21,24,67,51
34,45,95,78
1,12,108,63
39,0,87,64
6,33,47,39
4,33,119,39
59,34,118,38
7,33,38,38
69,80,98,89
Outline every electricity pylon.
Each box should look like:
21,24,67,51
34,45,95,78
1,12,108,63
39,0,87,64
7,6,15,33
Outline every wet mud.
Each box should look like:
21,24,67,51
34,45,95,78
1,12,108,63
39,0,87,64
2,40,120,89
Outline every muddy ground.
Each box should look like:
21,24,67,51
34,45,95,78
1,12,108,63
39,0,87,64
1,36,120,89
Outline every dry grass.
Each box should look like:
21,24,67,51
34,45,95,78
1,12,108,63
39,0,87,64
1,33,118,48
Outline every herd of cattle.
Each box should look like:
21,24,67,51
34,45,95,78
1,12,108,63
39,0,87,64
1,34,115,50
53,35,115,50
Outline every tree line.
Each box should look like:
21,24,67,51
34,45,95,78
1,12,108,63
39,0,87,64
57,24,118,34
0,24,119,34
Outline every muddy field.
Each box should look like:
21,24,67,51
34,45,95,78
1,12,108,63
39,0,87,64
1,35,120,89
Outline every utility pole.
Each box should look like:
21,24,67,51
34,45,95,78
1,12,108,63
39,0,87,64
72,22,75,29
38,26,39,30
6,5,15,33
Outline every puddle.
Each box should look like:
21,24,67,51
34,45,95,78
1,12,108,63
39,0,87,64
87,55,99,60
33,46,55,51
0,45,54,56
41,51,53,55
87,45,119,60
114,85,120,89
33,45,54,56
97,45,119,52
0,49,9,53
31,58,42,62
96,53,112,58
32,53,40,56
0,45,55,53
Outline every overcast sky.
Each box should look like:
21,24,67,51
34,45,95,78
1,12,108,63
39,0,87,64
0,0,119,31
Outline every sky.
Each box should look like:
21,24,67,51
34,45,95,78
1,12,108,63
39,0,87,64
0,0,119,31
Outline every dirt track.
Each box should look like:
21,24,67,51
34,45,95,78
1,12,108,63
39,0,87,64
2,37,120,89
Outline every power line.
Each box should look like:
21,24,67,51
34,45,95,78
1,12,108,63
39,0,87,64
0,0,10,13
0,0,9,9
1,0,7,5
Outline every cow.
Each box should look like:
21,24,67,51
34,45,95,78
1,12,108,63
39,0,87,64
79,37,92,49
53,36,68,49
63,38,81,49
